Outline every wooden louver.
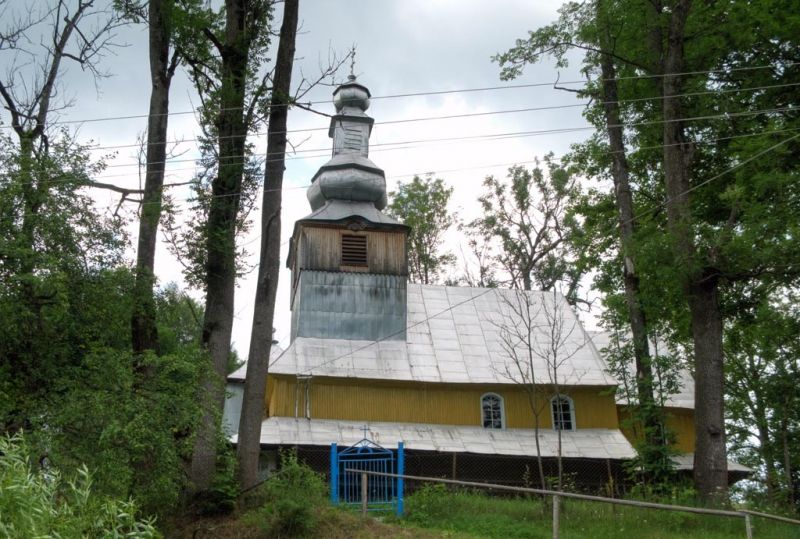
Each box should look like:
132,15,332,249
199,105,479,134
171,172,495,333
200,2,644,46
341,235,367,266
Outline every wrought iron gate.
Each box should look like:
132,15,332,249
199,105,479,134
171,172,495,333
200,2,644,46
330,433,404,515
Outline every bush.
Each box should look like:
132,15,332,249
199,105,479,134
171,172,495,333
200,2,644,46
244,450,328,537
0,434,159,538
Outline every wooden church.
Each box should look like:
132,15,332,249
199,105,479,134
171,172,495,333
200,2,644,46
226,76,747,488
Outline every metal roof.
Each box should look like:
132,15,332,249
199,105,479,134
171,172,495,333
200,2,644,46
272,285,616,386
243,417,637,460
228,344,284,381
588,331,695,409
672,453,751,474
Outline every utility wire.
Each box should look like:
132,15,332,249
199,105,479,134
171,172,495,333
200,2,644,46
1,62,795,130
284,131,800,375
82,80,800,153
94,105,797,171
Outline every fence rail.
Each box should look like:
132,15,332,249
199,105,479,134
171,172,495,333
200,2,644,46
345,468,800,539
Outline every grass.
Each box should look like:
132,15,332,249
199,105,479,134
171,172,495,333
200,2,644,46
396,485,800,539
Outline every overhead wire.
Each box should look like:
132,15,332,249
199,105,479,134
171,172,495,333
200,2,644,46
288,130,800,375
92,105,798,172
1,61,795,130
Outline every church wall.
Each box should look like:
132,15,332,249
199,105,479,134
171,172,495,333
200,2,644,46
616,406,696,453
297,226,407,275
267,375,619,430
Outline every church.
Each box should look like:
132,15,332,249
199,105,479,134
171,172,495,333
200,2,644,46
226,75,747,489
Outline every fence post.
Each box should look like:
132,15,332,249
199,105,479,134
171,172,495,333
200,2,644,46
745,513,753,539
397,441,405,516
552,494,560,539
361,472,368,516
330,443,338,505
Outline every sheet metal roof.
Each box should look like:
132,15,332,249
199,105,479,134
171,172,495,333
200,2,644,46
243,417,637,460
588,331,695,409
228,344,284,381
272,285,616,387
672,453,751,474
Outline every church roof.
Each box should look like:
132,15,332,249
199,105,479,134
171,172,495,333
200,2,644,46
587,331,695,409
271,284,616,387
236,417,638,460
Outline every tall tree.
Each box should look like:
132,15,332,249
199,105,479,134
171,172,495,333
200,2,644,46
238,0,299,490
187,0,274,492
386,175,456,284
468,158,582,300
125,0,189,354
497,0,800,502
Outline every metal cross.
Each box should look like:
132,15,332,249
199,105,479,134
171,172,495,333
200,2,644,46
361,424,369,440
349,45,357,80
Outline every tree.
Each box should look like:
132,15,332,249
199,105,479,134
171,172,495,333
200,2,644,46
468,158,583,302
185,0,275,492
386,175,456,284
123,0,202,355
238,0,299,490
496,0,800,501
494,288,586,492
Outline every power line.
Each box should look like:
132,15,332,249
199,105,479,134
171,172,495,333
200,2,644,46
93,105,798,171
81,80,800,153
2,62,795,130
281,131,800,374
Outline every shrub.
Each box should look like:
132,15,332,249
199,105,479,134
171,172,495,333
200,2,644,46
244,450,328,537
0,434,159,538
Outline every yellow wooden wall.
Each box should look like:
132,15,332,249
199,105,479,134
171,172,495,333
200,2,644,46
267,375,619,429
616,406,696,453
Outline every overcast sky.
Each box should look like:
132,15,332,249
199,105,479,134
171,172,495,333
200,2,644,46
2,0,596,355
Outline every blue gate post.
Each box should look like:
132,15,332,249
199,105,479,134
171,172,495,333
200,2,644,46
396,441,404,516
330,443,339,505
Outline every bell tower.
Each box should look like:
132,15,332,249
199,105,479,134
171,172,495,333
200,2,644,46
286,76,409,342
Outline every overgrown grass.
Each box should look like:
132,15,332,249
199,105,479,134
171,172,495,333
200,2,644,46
400,484,800,538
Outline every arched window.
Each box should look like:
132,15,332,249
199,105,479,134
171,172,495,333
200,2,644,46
481,393,505,429
551,395,575,431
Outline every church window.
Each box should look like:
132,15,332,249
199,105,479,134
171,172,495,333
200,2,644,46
481,393,505,429
551,395,575,431
341,234,367,266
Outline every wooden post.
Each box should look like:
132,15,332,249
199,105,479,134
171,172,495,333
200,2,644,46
745,513,753,539
361,472,368,516
452,452,457,480
552,494,560,539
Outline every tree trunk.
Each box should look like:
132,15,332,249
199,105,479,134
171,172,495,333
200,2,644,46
598,50,666,462
190,0,252,492
237,0,299,490
659,0,728,502
131,0,175,354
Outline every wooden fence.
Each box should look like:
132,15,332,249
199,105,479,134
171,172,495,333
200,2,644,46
346,468,800,539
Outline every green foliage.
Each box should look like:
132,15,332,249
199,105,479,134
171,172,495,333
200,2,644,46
467,156,583,301
402,485,798,538
44,346,205,516
243,450,328,537
0,434,159,538
387,175,456,284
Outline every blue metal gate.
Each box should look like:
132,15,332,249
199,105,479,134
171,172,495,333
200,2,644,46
330,432,404,515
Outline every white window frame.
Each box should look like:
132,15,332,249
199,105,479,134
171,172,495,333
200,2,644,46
480,392,506,429
550,394,576,431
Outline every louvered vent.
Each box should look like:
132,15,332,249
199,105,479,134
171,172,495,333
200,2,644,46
341,235,367,266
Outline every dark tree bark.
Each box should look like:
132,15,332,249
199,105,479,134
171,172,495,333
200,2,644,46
131,0,179,354
659,0,728,502
189,0,256,491
598,49,666,462
237,0,299,490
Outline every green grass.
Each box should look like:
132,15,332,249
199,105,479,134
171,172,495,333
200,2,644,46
396,485,800,539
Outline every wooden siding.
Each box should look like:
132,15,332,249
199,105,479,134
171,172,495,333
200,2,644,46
616,406,696,453
297,226,407,275
268,375,619,429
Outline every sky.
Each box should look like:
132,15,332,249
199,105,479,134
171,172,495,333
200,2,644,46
1,0,596,355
